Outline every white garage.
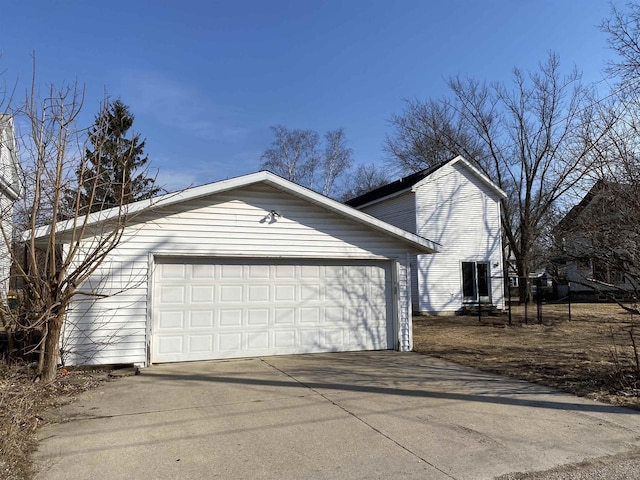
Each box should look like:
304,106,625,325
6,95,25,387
35,171,437,367
152,258,393,362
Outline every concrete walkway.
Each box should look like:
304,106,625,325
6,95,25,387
34,352,640,479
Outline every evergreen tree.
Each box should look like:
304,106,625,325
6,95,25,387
79,99,161,213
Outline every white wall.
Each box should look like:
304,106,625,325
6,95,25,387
61,183,416,366
359,191,416,233
415,162,504,313
0,117,17,298
359,191,422,311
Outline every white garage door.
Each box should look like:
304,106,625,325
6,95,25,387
151,258,394,363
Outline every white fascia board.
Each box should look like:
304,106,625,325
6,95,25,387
26,171,439,253
411,155,507,199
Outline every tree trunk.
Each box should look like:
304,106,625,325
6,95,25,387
516,258,531,304
40,315,63,383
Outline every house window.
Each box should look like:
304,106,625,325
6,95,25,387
592,260,623,285
462,261,491,303
576,258,591,272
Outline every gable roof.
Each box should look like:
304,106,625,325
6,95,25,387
555,180,633,234
0,114,23,201
28,170,439,253
345,155,506,208
345,163,444,208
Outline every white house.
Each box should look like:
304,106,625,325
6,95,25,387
346,156,506,314
0,115,22,297
28,171,437,367
553,180,638,299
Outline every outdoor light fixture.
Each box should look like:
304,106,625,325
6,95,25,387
261,209,282,224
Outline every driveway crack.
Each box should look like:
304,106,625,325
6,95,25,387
259,358,457,480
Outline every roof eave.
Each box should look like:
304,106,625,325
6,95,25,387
26,171,439,254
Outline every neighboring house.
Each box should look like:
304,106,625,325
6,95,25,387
346,155,506,314
28,171,437,366
0,115,22,297
553,180,639,299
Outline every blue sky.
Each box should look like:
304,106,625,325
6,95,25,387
0,0,625,191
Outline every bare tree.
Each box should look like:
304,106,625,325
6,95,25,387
261,125,352,198
553,0,640,312
385,98,486,172
385,53,610,301
340,162,390,201
550,3,640,313
0,75,147,382
322,128,352,197
601,2,640,86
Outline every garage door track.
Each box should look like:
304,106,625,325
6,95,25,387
34,352,640,479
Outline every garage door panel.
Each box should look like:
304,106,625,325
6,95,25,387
220,285,242,302
159,311,183,329
274,308,295,325
189,334,213,353
326,285,344,302
248,265,270,278
275,284,296,301
190,311,213,328
299,307,321,324
159,285,185,304
299,329,321,346
300,284,320,301
325,329,344,346
221,264,243,279
192,264,214,278
325,306,344,323
247,331,268,349
160,264,186,279
301,265,320,278
219,332,241,351
152,259,393,363
158,336,183,355
219,309,242,327
191,285,214,303
274,330,295,347
275,265,295,278
247,308,269,325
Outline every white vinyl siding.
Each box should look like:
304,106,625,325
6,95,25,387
0,117,18,298
360,191,416,233
0,194,12,295
360,192,420,312
415,162,504,313
61,184,414,366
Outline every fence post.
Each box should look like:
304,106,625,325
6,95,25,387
524,277,529,325
567,282,572,321
505,270,512,326
508,286,512,326
537,277,543,324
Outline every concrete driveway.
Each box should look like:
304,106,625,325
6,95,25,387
34,352,640,480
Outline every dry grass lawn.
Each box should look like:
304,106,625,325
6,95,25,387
413,302,640,410
0,365,110,480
